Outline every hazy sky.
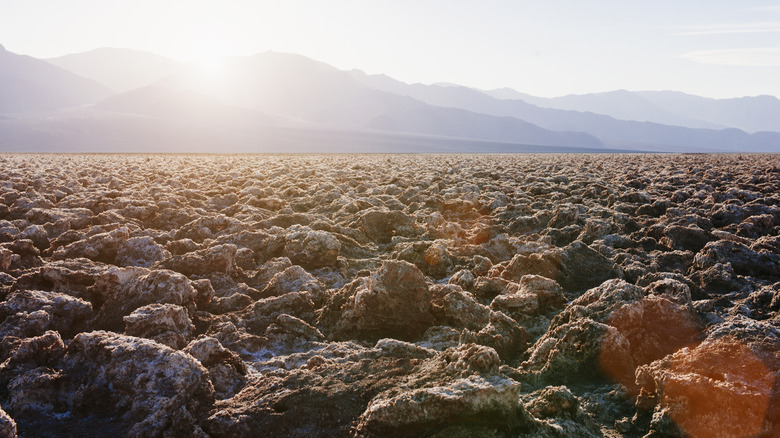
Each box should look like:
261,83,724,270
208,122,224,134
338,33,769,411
3,0,780,98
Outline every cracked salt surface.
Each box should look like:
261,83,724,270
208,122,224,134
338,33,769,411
1,153,779,437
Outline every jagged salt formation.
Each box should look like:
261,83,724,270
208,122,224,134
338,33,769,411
0,153,778,437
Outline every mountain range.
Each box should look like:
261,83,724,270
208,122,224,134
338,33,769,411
2,44,780,153
0,43,110,113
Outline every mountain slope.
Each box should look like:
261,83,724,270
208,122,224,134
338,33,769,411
46,47,183,93
506,89,724,130
94,80,280,127
350,71,780,151
0,108,626,153
0,44,111,113
367,106,603,148
484,87,780,133
97,52,602,148
6,46,780,152
638,91,780,133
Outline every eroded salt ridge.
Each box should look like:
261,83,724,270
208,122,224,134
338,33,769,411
0,153,779,437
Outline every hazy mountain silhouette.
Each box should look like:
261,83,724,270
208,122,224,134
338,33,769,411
212,52,364,118
0,107,626,153
367,106,603,148
86,51,604,149
482,87,534,101
503,89,724,130
4,44,780,152
46,48,183,93
351,71,780,151
484,87,780,133
94,79,280,127
0,44,111,113
638,91,780,133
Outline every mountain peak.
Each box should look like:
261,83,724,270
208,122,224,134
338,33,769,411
432,82,464,88
0,44,111,113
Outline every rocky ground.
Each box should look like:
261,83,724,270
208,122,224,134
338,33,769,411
0,153,778,438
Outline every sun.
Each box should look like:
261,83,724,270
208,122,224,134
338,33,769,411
188,34,238,79
195,54,225,78
193,40,228,76
186,41,235,95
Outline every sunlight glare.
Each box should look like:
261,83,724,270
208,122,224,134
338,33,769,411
187,37,235,94
195,54,225,78
192,37,229,77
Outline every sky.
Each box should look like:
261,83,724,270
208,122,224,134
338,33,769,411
2,0,780,98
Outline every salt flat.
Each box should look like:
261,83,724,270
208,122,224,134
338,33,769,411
1,153,779,437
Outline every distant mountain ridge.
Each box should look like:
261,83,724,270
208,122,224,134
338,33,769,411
500,89,725,130
637,91,780,134
94,80,280,127
350,70,780,151
2,44,780,152
484,88,780,133
45,48,184,93
0,44,111,113
91,52,605,149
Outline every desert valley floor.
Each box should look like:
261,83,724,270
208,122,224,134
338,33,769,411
0,153,779,437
